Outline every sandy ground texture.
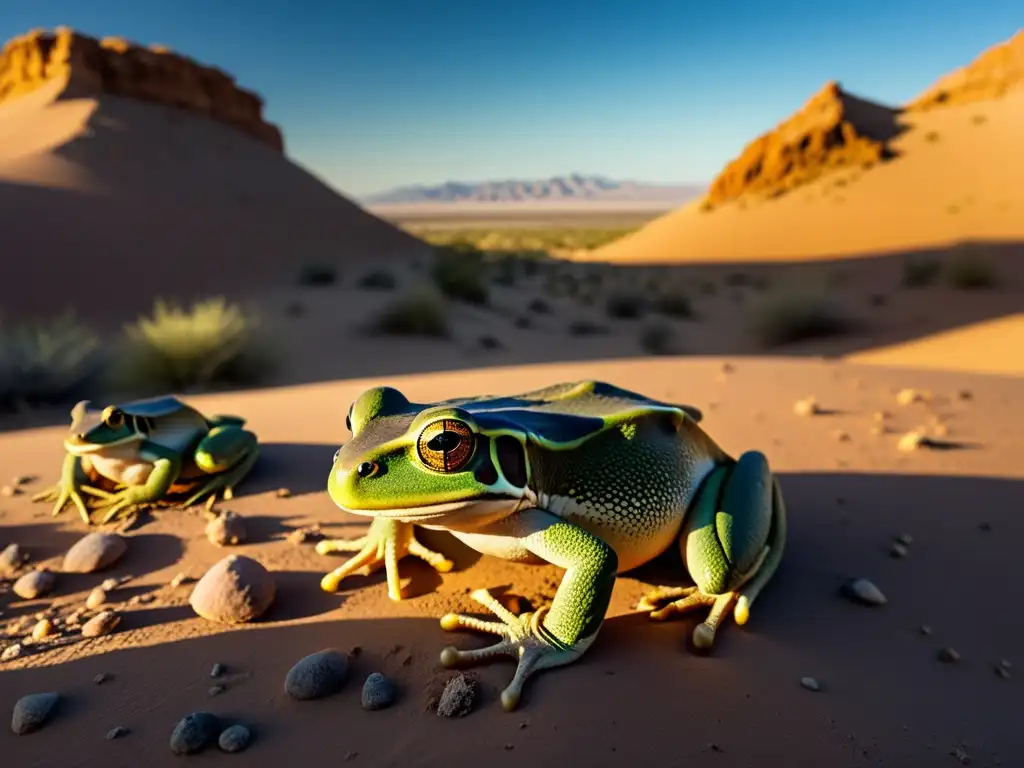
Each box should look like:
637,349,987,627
1,357,1022,768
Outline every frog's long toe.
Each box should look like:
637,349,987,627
641,587,740,650
439,588,583,712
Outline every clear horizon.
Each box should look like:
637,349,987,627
2,2,1021,198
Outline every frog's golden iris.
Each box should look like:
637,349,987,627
417,418,474,472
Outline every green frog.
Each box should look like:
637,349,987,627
317,380,786,711
33,397,260,524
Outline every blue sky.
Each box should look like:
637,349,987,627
2,1,1021,197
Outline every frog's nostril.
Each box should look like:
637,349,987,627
356,461,377,478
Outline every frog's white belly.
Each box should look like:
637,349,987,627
86,450,154,486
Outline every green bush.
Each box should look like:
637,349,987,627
653,294,693,319
901,257,942,288
0,313,102,411
357,270,397,290
748,293,853,347
605,293,647,319
370,288,449,337
431,246,489,305
639,323,676,355
947,250,998,289
114,298,272,394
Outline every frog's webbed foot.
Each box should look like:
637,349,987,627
31,483,113,524
637,585,742,650
92,491,149,525
181,447,260,509
316,518,454,601
439,588,587,712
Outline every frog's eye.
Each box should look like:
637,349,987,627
101,406,124,429
417,418,474,473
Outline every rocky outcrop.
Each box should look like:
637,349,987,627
906,29,1023,111
702,81,901,209
0,27,283,151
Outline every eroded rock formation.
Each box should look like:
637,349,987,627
906,29,1023,111
0,27,283,151
702,81,901,209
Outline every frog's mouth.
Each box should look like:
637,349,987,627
64,432,144,455
337,493,535,527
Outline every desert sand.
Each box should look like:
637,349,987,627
0,24,1022,768
2,357,1023,768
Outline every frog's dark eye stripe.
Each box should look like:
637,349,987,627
417,418,474,473
495,436,527,488
473,436,499,485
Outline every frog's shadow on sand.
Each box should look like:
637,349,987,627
236,441,337,498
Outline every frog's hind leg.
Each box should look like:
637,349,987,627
181,426,260,508
638,451,787,651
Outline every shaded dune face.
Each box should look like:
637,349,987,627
0,29,429,327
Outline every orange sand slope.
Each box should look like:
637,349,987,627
0,30,428,326
587,31,1024,264
847,313,1024,376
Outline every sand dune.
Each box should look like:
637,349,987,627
0,32,428,327
1,357,1021,767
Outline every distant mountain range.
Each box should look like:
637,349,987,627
361,174,704,206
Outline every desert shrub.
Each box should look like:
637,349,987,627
431,246,489,305
370,288,449,337
653,294,693,319
357,270,397,290
568,320,609,336
947,250,998,289
0,314,103,411
901,257,941,288
298,264,337,286
114,298,272,394
639,323,676,355
605,293,647,320
748,293,853,348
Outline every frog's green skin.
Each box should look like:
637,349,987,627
318,380,787,711
32,397,259,524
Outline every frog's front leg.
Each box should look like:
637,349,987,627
31,453,116,524
316,518,454,601
93,449,184,524
438,509,618,711
181,425,260,508
638,450,787,650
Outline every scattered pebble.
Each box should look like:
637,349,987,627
66,610,84,627
170,712,223,755
2,643,23,661
287,525,324,545
833,430,851,442
994,664,1011,680
169,572,190,588
86,587,108,610
919,625,933,636
205,510,248,547
437,673,477,718
81,610,121,638
189,554,276,624
219,724,252,753
840,577,887,606
13,570,56,600
872,410,890,423
276,487,292,499
0,485,20,497
889,542,909,558
93,673,111,684
31,619,54,641
950,745,971,764
100,577,121,591
896,388,930,406
800,676,821,692
0,543,28,577
895,534,913,546
937,647,961,663
897,430,931,452
284,648,350,700
361,672,398,711
208,685,225,697
106,726,130,740
793,397,821,417
957,389,973,401
210,662,225,678
63,533,127,573
11,692,60,734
